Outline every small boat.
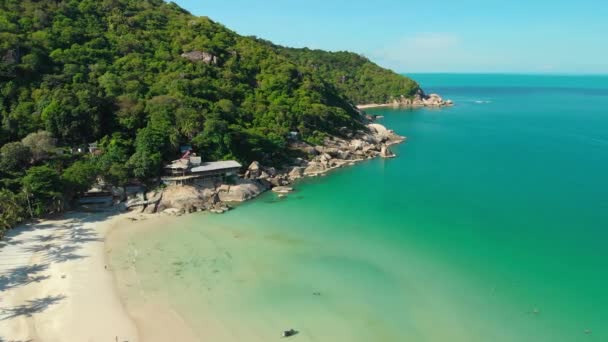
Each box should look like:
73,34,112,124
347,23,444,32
282,329,298,338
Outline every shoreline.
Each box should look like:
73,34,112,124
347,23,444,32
355,103,399,110
356,91,453,110
356,103,394,109
132,121,406,217
105,214,204,342
0,210,140,342
103,123,408,340
0,124,405,342
0,118,408,342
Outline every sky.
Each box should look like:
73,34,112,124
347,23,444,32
173,0,608,74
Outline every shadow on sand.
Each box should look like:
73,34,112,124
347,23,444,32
0,294,66,321
0,264,50,292
1,211,121,248
0,211,123,327
1,211,121,266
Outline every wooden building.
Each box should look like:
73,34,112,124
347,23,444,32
162,159,242,186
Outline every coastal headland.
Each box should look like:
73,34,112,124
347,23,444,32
0,2,459,340
357,89,453,109
126,119,407,217
0,117,406,342
124,88,453,217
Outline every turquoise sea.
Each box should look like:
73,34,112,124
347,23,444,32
110,74,608,341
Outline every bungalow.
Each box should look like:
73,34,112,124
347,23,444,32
78,182,116,208
78,190,114,207
162,156,242,186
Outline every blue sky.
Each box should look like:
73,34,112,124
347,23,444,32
173,0,608,74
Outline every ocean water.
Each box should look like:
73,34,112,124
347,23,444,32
110,74,608,341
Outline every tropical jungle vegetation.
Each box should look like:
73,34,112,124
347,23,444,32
0,0,421,233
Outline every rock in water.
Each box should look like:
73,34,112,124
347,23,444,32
380,144,396,158
272,186,294,194
282,329,298,338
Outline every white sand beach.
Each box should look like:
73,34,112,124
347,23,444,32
0,211,139,342
356,103,393,109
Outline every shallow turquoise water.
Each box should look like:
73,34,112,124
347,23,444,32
112,74,608,341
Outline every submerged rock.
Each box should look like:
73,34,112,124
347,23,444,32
282,329,298,338
272,186,294,194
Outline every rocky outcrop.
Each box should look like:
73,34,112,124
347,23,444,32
248,122,405,182
129,122,405,217
391,90,452,107
217,179,269,202
380,145,396,158
359,90,453,109
158,185,207,212
288,167,305,180
131,178,268,215
244,161,262,179
181,51,218,65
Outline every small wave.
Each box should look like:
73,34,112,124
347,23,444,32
474,100,492,104
568,134,608,147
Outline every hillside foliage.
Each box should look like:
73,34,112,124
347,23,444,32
0,0,421,231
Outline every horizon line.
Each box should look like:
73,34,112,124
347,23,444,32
400,72,608,76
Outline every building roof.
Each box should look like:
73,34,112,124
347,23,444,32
165,159,189,170
189,156,202,166
190,160,242,173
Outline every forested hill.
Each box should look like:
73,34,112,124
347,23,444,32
277,47,420,105
0,0,421,228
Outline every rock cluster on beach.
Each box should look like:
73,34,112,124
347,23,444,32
240,122,405,186
131,179,270,216
126,121,405,216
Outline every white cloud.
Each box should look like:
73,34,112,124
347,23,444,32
364,28,608,73
402,32,461,50
369,32,466,72
369,32,518,73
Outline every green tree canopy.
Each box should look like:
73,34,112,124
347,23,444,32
61,160,98,198
22,165,62,216
0,189,25,236
0,142,32,172
0,0,427,231
0,0,420,169
21,131,56,162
